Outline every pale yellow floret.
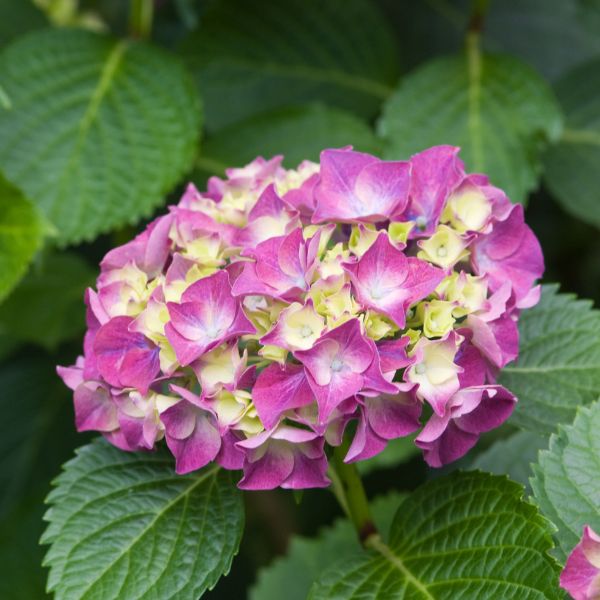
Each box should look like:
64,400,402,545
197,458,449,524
417,225,470,268
212,390,264,434
349,224,378,257
404,328,422,350
103,263,150,317
259,344,288,364
441,272,488,317
278,302,325,350
408,336,461,392
363,310,398,340
182,234,227,266
442,186,491,233
422,300,456,338
318,243,350,279
388,221,415,245
275,160,319,196
197,343,241,389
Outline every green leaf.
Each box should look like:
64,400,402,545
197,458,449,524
379,52,562,203
310,472,561,599
469,431,547,491
42,439,244,599
0,173,44,302
543,59,600,228
0,29,201,245
531,400,600,562
195,104,380,178
178,0,399,131
250,492,405,600
0,252,94,349
499,284,600,434
484,0,600,81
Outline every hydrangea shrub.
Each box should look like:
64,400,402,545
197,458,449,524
57,145,544,490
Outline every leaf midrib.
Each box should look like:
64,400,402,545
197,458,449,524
366,534,435,600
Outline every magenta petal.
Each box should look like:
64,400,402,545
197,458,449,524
456,385,516,434
399,145,465,235
282,447,330,489
162,401,221,474
466,313,519,369
418,419,479,467
344,233,445,327
216,430,245,470
345,410,388,463
561,526,600,600
238,441,295,490
472,204,544,305
94,316,160,393
313,148,409,222
252,363,314,429
73,382,118,432
365,389,421,439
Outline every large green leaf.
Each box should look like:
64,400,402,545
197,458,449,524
0,29,201,245
0,173,44,302
195,104,380,178
484,0,600,81
379,52,562,203
42,439,243,599
179,0,399,131
470,431,547,491
310,471,560,599
531,400,600,562
500,285,600,434
250,492,405,600
543,59,600,228
0,252,94,349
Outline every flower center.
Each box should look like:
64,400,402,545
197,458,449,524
299,325,313,338
436,245,448,258
331,358,344,372
415,363,427,375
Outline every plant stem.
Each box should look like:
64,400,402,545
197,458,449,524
129,0,154,39
328,444,377,544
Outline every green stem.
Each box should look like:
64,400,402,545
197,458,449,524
129,0,154,39
328,445,376,544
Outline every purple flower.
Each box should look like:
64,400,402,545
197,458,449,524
294,318,374,423
160,396,222,474
346,384,421,462
94,316,160,394
343,232,445,328
472,204,544,308
165,270,255,366
313,148,410,223
561,526,600,600
252,362,315,429
396,145,465,235
415,385,516,467
237,426,329,490
231,228,322,301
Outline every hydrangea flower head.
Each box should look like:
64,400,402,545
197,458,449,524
58,146,543,489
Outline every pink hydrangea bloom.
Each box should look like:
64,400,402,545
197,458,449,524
58,147,543,489
561,526,600,600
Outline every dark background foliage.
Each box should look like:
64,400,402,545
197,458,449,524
0,0,598,598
